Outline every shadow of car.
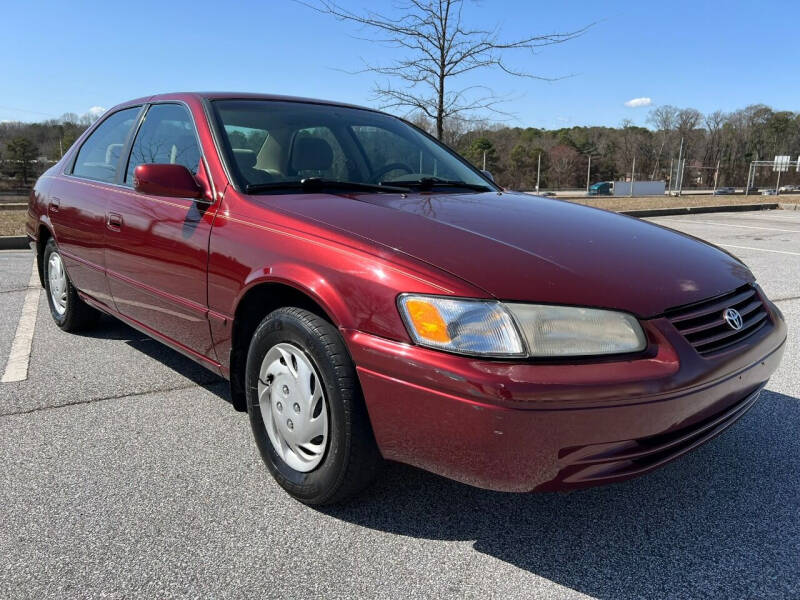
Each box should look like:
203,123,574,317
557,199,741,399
319,389,800,599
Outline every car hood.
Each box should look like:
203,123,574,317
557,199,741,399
272,191,754,317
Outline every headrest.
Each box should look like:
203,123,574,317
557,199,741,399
291,136,333,172
233,148,257,170
106,143,123,165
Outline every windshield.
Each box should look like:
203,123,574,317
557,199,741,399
210,99,496,193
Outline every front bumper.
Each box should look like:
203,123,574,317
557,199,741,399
345,301,787,492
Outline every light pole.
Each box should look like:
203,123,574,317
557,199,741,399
675,137,684,196
585,154,592,193
667,157,674,194
536,153,541,193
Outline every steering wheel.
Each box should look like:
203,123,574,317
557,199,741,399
371,162,415,183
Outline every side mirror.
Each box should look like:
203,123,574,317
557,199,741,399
133,164,203,199
481,169,495,182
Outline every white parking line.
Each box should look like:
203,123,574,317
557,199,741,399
716,243,800,257
657,218,800,233
1,260,41,383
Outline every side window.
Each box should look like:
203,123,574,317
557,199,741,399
125,104,202,184
71,108,140,183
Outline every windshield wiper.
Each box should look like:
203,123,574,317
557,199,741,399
379,176,491,192
245,177,410,195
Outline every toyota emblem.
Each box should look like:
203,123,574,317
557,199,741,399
723,308,744,331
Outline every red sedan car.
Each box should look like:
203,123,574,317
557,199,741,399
27,92,786,504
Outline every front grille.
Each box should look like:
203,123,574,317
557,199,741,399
665,285,770,356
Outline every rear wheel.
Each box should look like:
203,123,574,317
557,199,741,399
43,238,99,332
245,307,381,505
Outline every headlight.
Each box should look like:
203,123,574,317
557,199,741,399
397,295,525,356
507,303,646,357
398,295,647,358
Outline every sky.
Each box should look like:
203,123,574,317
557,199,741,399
1,0,798,129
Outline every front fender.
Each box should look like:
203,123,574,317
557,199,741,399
206,203,487,376
239,262,351,331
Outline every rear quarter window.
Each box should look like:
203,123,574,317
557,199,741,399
71,107,140,183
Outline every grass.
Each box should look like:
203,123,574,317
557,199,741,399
561,193,800,212
0,195,29,204
0,211,27,237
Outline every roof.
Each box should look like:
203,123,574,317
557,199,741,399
111,91,374,113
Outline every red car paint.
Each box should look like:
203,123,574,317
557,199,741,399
27,92,787,492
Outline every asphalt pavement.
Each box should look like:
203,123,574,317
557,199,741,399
1,210,798,599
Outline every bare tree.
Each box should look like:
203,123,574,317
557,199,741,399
547,144,579,189
676,107,702,155
300,0,591,140
703,110,727,171
647,104,678,178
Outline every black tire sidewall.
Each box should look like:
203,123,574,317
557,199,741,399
246,309,353,503
43,239,70,328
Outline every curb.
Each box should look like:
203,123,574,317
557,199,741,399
622,203,780,218
0,203,27,211
0,236,31,250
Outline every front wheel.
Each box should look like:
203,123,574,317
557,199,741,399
245,307,382,505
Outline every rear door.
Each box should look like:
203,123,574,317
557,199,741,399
53,107,142,306
104,102,219,365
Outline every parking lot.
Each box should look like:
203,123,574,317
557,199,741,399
1,210,798,599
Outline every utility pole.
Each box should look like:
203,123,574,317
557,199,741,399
630,156,636,197
668,158,674,194
482,150,486,171
745,162,753,196
536,153,541,193
676,137,684,196
586,154,591,193
713,159,720,192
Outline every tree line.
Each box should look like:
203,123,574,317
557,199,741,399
0,113,91,187
443,104,800,190
3,104,799,191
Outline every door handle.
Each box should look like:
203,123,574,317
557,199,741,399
49,198,61,213
107,212,123,231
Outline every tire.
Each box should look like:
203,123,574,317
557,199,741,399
43,238,99,332
245,307,382,505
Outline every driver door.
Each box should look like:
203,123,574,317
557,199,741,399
104,103,219,365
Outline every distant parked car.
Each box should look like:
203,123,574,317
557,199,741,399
538,190,556,197
589,181,612,196
762,189,777,196
778,185,797,193
713,187,735,195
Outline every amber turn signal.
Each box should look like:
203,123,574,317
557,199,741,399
404,299,452,343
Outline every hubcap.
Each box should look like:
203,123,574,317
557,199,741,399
257,342,328,472
47,252,68,316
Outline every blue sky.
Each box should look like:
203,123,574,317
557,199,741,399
1,0,798,128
